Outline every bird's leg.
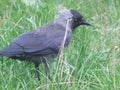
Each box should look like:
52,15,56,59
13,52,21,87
43,57,52,80
34,63,40,80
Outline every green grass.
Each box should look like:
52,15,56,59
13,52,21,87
0,0,120,90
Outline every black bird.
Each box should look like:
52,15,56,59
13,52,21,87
0,9,91,80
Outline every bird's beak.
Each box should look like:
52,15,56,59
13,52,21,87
80,18,91,26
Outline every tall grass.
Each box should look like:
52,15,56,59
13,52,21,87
0,0,120,89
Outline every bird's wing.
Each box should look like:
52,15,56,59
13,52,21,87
3,24,65,56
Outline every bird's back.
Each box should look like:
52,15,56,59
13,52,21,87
0,22,72,63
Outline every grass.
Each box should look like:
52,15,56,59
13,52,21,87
0,0,120,90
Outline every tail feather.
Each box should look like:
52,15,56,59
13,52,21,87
0,51,4,57
0,50,15,57
0,51,8,57
0,43,23,57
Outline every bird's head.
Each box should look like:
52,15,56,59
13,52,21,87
55,9,91,29
69,9,91,29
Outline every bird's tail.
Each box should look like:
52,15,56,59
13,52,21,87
0,50,11,57
0,51,5,57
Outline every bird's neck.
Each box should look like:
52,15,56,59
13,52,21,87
54,18,66,26
54,18,73,31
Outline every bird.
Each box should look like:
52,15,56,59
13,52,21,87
0,9,91,80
